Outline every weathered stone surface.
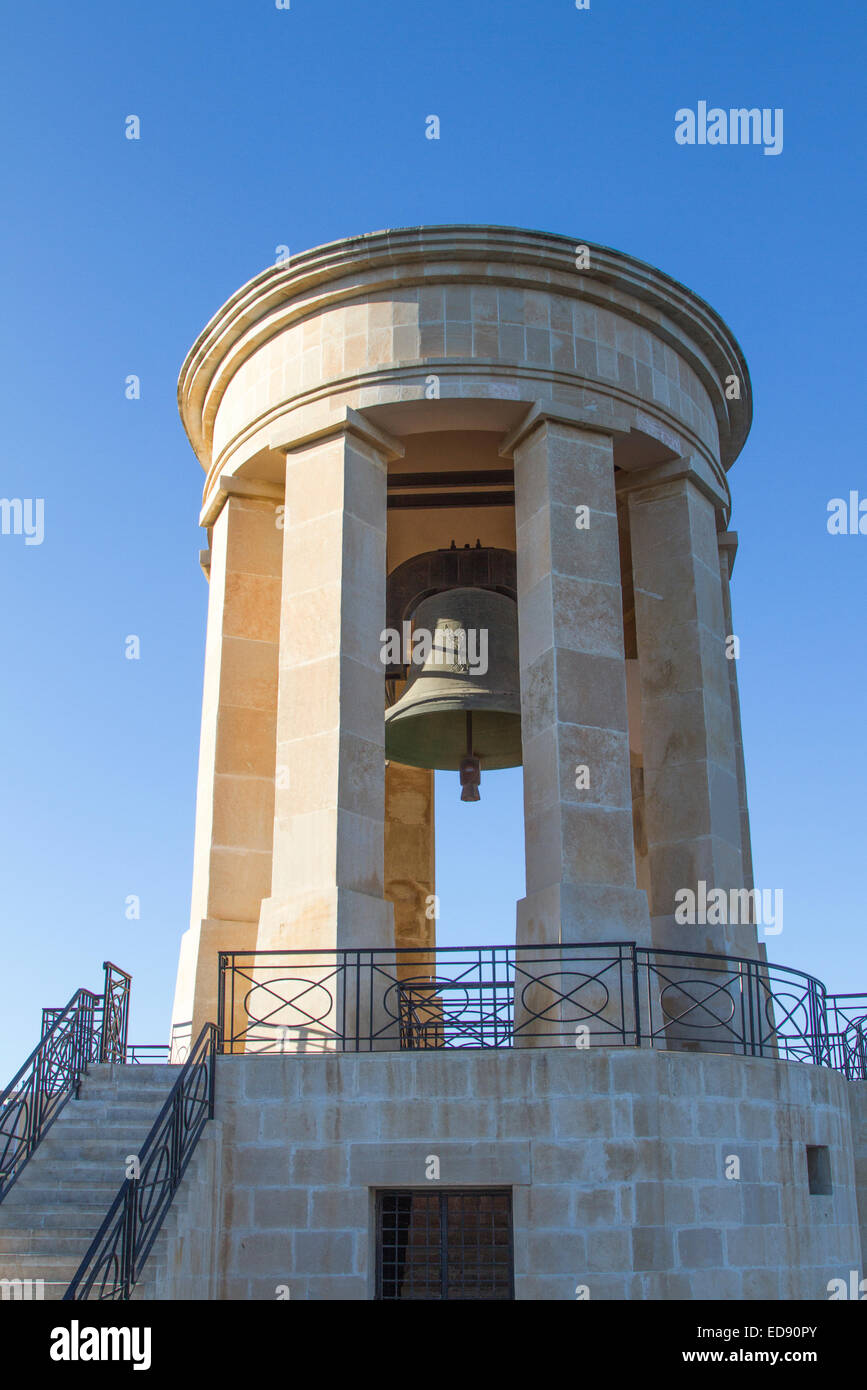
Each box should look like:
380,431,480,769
124,1051,866,1300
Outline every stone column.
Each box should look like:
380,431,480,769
385,761,438,1043
625,464,759,962
504,404,652,1044
253,413,402,1049
384,761,436,958
717,532,755,896
170,478,283,1059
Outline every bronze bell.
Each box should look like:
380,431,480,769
385,587,522,799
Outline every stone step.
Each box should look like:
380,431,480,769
34,1139,157,1163
16,1150,136,1170
58,1101,170,1122
84,1065,181,1083
39,1136,159,1157
0,1253,84,1277
0,1063,193,1302
17,1145,131,1167
0,1229,97,1254
73,1088,175,1108
1,1197,180,1234
42,1125,160,1146
1,1177,127,1207
76,1079,174,1094
2,1171,120,1194
2,1178,122,1200
0,1204,118,1231
79,1082,177,1099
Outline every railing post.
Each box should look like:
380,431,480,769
216,953,226,1054
72,996,88,1095
171,1086,182,1190
631,944,642,1048
815,982,829,1068
122,1179,136,1298
743,959,756,1057
99,965,109,1064
99,963,131,1064
354,951,360,1053
30,1047,44,1158
207,1026,216,1119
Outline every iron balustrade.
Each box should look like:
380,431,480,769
101,963,132,1065
216,944,867,1077
125,1044,171,1065
826,995,867,1079
64,1022,217,1302
0,962,131,1203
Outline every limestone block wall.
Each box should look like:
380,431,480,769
178,228,750,514
151,1051,862,1301
849,1082,867,1270
139,1121,224,1301
210,283,720,470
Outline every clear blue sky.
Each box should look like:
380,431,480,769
1,0,865,1075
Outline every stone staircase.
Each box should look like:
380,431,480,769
0,1063,181,1300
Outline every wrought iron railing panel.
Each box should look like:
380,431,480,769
0,989,98,1202
217,945,865,1077
635,948,831,1064
827,994,867,1079
98,962,132,1064
0,964,133,1203
125,1044,171,1065
64,1023,217,1301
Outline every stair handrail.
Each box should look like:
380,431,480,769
98,962,132,1064
64,1021,217,1301
0,988,99,1202
0,963,132,1203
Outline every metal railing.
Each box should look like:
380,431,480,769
125,1044,171,1065
216,944,867,1076
0,962,131,1202
64,1022,217,1301
827,995,867,1079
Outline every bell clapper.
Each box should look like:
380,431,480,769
459,711,481,802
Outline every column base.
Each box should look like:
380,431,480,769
513,884,652,1047
248,890,397,1053
650,913,764,960
516,881,653,948
256,887,395,952
170,917,258,1061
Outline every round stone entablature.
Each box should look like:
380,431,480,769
179,225,751,499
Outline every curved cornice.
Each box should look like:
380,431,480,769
178,224,752,473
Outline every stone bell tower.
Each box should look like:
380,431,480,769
169,225,758,1055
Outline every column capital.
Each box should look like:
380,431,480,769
717,529,739,578
199,474,285,528
498,398,631,458
268,406,405,464
615,455,730,515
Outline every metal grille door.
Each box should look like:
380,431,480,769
376,1189,514,1300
